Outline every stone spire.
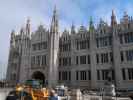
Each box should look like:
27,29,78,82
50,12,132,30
50,6,58,34
71,22,75,34
20,27,25,39
10,30,15,47
48,6,59,88
111,9,117,27
26,18,31,37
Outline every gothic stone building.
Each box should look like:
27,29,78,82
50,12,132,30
6,9,133,90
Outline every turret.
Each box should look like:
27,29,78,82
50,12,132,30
123,11,129,25
26,18,31,37
10,30,15,48
71,23,75,34
111,10,117,27
78,25,87,33
122,11,129,30
63,29,69,35
89,16,94,32
99,18,104,27
20,27,25,39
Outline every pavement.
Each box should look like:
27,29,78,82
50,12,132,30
82,94,131,100
0,88,13,100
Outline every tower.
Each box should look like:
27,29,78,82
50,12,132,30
19,18,31,83
111,10,117,27
123,11,129,29
89,17,97,89
26,18,31,37
20,27,24,38
6,29,23,85
123,11,128,23
48,6,59,88
6,30,16,83
111,10,123,88
71,22,75,34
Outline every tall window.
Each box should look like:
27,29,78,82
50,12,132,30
11,73,16,80
87,40,90,49
62,71,68,80
105,53,108,63
126,50,133,61
98,70,114,80
80,41,86,49
31,56,35,66
62,57,71,66
80,55,86,64
69,71,71,80
101,54,104,63
68,57,71,66
32,41,47,51
80,71,87,80
124,32,133,43
88,55,91,64
120,51,124,62
96,54,99,64
109,36,112,46
110,52,113,62
88,70,91,80
97,52,111,64
96,38,99,48
32,44,36,51
36,56,41,66
111,70,115,80
76,40,79,50
59,58,61,66
128,68,133,80
42,55,46,65
60,42,71,52
102,70,109,80
101,53,108,63
59,44,62,52
59,71,61,80
65,71,67,80
42,42,47,49
62,71,64,80
96,36,112,48
76,71,79,80
76,56,79,65
119,34,123,44
76,39,89,50
97,70,100,80
38,43,41,50
122,68,126,80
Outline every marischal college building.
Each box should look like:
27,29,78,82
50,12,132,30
6,8,133,90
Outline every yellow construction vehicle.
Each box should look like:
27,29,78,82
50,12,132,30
15,80,49,100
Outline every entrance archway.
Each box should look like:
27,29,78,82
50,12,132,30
32,71,45,85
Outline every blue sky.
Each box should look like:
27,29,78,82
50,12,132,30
0,0,133,79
